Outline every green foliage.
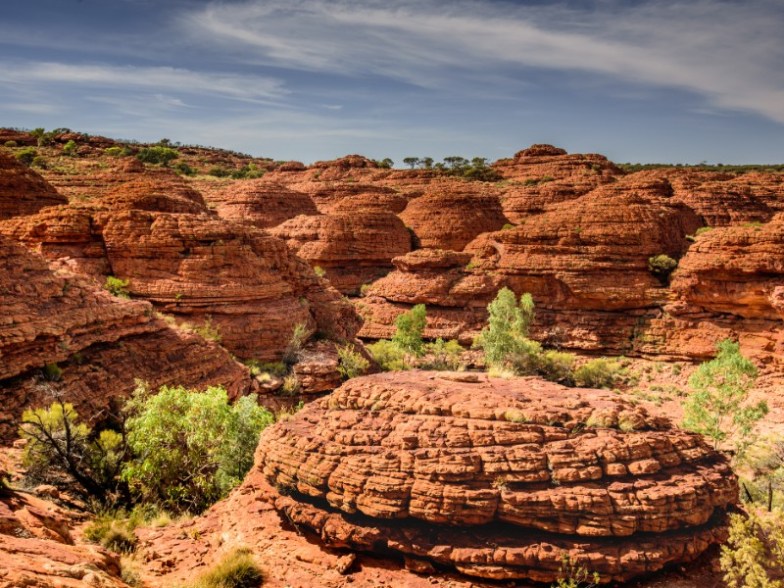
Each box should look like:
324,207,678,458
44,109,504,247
20,399,126,500
173,161,196,176
189,547,264,588
420,338,464,371
84,511,139,553
682,339,766,454
4,140,17,147
648,254,678,283
105,146,134,157
552,555,600,588
695,226,713,236
392,304,427,355
476,288,535,367
538,350,577,385
502,223,515,230
283,323,308,364
403,157,420,169
573,358,622,389
105,276,131,299
62,139,78,156
336,344,369,380
367,340,409,371
742,436,784,511
230,163,265,179
313,265,326,278
208,166,231,178
122,385,273,513
15,147,37,166
376,158,394,169
136,146,179,166
359,283,372,296
280,374,301,396
244,360,287,379
192,317,222,342
720,510,784,588
43,362,62,381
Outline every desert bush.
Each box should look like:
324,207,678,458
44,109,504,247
313,265,326,278
136,146,178,166
173,161,196,176
189,547,264,588
421,338,464,371
15,147,37,166
476,287,535,367
244,360,287,379
720,509,784,588
573,358,622,388
552,555,600,588
105,276,131,299
4,140,17,147
682,339,766,455
741,436,784,511
280,374,301,396
392,304,427,355
367,340,409,371
208,166,231,177
20,399,126,501
123,385,273,513
538,350,576,385
62,139,77,156
648,254,678,283
336,344,369,380
283,323,308,364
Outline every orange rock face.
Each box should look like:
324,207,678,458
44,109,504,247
271,211,411,294
0,488,126,588
206,181,318,229
0,234,252,440
399,180,509,251
256,372,737,583
1,176,361,361
0,151,66,220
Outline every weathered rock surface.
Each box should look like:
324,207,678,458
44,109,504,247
0,234,252,440
493,145,623,223
206,181,318,229
0,489,127,588
399,180,509,251
1,177,362,361
256,372,736,583
272,212,411,294
0,151,66,220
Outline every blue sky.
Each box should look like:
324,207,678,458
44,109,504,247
1,0,782,164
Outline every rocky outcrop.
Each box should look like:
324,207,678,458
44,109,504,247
1,178,362,362
206,181,318,229
0,489,127,587
493,145,623,223
0,151,67,220
256,372,736,584
358,250,499,341
636,215,784,363
399,180,509,251
0,234,252,440
272,212,411,295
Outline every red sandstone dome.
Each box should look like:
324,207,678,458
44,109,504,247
258,372,738,584
0,150,67,220
207,180,318,229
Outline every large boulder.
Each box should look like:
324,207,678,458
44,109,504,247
0,151,66,220
257,372,737,584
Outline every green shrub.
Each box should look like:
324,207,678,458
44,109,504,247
105,276,131,299
695,226,713,236
336,344,370,380
208,166,231,178
313,265,326,278
720,510,784,588
538,350,576,385
190,547,264,588
360,283,372,296
174,161,196,176
283,323,308,364
193,317,222,342
244,360,287,379
476,287,535,367
105,146,124,157
552,554,600,588
683,339,766,455
648,254,678,283
392,304,427,355
573,358,622,388
502,223,515,230
123,385,273,513
15,147,37,166
4,140,17,148
421,338,464,370
42,362,62,382
367,340,409,371
136,146,178,166
62,140,78,156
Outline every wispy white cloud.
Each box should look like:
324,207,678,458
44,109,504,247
184,0,784,123
0,62,287,104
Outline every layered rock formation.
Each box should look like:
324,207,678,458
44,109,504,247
0,488,127,588
1,173,361,361
272,212,411,294
493,145,623,223
0,151,67,220
257,372,737,583
206,181,318,228
0,234,252,440
399,180,508,251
